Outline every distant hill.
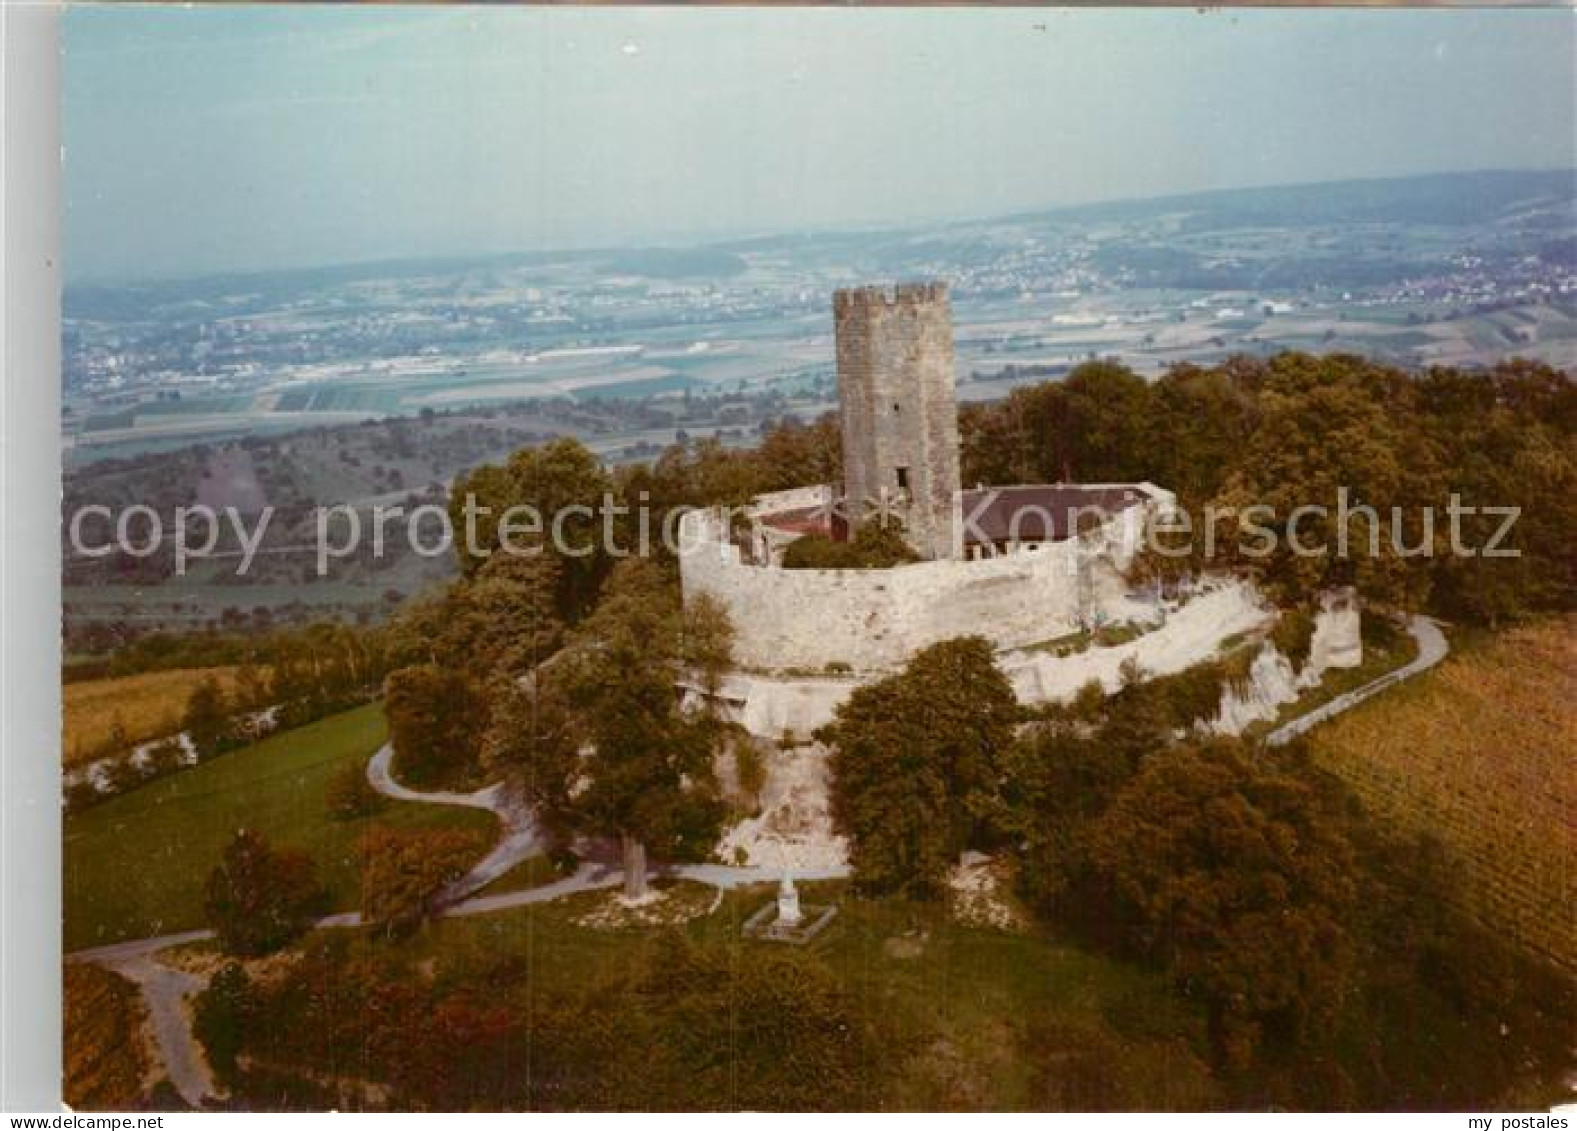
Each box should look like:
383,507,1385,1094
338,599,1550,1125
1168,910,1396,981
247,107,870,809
1015,168,1577,229
67,169,1574,319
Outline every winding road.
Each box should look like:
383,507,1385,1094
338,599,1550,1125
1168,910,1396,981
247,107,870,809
70,746,851,1107
79,618,1448,1109
1265,615,1449,746
73,618,1449,1108
364,745,543,902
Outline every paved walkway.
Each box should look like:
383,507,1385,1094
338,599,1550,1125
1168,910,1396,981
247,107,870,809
73,619,1444,1106
365,745,542,902
72,929,218,1109
1265,616,1448,746
71,751,849,1106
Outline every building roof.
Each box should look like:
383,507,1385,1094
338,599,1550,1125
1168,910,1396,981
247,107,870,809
958,484,1146,545
755,483,1150,547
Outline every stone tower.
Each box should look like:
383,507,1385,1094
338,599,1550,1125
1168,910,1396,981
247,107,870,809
833,282,961,560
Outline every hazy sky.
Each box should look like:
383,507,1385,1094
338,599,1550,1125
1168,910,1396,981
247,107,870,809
64,6,1576,283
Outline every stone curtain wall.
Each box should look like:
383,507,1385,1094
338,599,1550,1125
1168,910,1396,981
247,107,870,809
681,505,1085,671
833,283,961,561
680,490,1168,673
681,579,1273,740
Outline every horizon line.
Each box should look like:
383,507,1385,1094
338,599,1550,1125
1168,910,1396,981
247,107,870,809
64,164,1576,293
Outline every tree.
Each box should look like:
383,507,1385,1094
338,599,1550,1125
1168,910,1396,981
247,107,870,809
357,825,485,935
63,964,150,1110
1085,740,1358,1067
532,559,731,898
1003,721,1132,921
383,663,490,790
819,637,1019,896
449,437,614,620
203,829,326,956
780,515,920,569
1209,353,1445,610
1419,361,1577,625
192,962,252,1086
450,551,564,678
679,591,735,700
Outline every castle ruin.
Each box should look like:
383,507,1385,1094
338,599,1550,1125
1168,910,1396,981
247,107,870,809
678,282,1364,748
833,283,961,560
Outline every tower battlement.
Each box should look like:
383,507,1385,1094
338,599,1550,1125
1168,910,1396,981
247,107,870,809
832,281,950,314
833,280,960,560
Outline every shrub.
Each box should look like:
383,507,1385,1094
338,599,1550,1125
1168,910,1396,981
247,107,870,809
1270,606,1316,670
384,664,490,790
780,516,920,570
143,737,187,778
102,755,152,796
63,779,103,815
182,677,231,759
193,963,252,1086
324,761,383,821
627,935,895,1111
358,826,485,935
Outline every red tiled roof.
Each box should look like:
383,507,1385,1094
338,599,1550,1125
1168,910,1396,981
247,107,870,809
958,485,1145,545
753,484,1148,547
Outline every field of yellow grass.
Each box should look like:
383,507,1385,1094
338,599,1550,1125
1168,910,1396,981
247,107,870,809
63,666,257,768
1310,616,1576,969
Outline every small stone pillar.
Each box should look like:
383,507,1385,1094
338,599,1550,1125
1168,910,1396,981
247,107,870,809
1310,586,1363,670
777,874,802,927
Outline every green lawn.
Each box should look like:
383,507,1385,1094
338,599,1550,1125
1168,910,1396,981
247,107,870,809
372,879,1214,1109
64,703,497,951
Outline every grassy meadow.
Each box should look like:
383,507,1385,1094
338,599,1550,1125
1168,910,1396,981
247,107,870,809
308,878,1218,1110
63,703,496,951
64,666,260,768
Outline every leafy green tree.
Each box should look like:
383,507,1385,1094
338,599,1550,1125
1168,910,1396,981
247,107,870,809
383,663,490,790
819,636,1018,896
193,962,252,1086
1148,359,1263,504
1420,361,1577,625
678,590,735,700
182,677,230,759
203,829,326,956
542,559,731,898
1209,353,1445,609
450,437,614,620
432,551,565,679
1003,721,1131,920
357,825,485,935
752,413,842,491
1085,740,1358,1067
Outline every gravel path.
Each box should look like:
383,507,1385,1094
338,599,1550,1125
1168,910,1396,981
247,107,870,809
71,929,218,1109
73,749,851,1103
1265,616,1448,746
364,745,542,902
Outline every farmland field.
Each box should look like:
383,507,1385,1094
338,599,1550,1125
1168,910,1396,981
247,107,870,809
63,703,496,951
1309,616,1576,969
63,666,260,768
